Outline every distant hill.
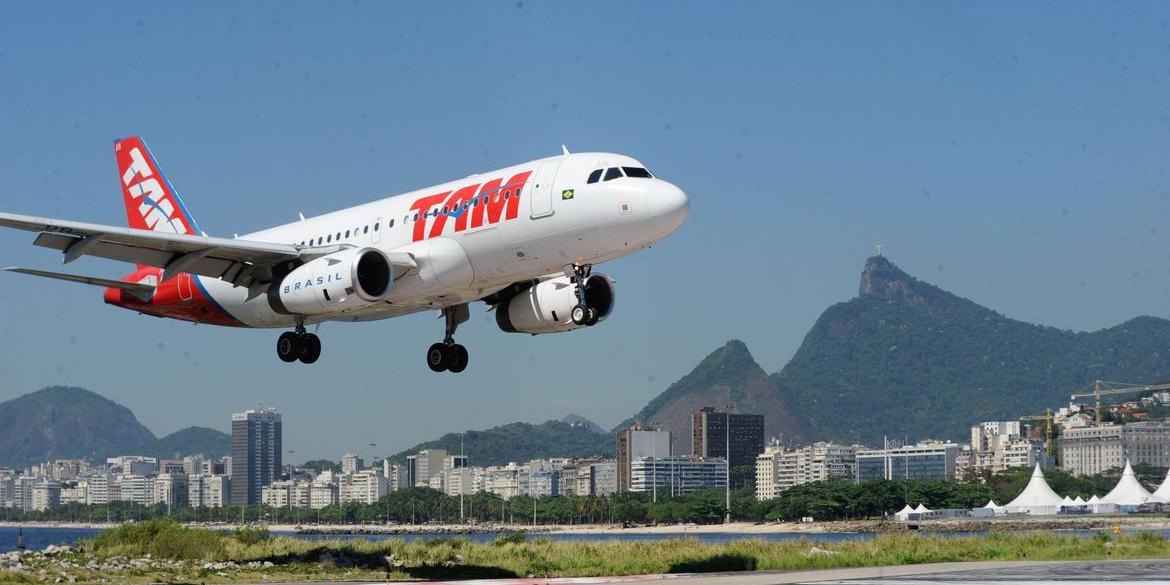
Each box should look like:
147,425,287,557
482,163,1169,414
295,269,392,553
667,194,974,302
0,387,230,468
772,256,1170,444
561,414,605,434
621,340,812,449
152,427,231,460
391,420,612,467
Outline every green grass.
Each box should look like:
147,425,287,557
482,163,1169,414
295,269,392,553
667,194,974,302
3,520,1170,584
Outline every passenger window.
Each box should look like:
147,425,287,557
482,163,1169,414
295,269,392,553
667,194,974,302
363,226,369,234
622,167,653,178
587,169,603,184
413,213,418,221
604,167,623,181
345,229,350,238
505,190,511,200
336,232,341,240
327,235,332,243
389,218,395,227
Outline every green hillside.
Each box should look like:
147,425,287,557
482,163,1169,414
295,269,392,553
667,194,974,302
772,256,1170,444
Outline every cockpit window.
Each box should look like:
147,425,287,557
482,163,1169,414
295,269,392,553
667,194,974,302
587,169,603,184
622,166,653,178
603,167,623,181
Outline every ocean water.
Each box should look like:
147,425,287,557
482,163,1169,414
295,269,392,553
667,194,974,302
1,525,1164,554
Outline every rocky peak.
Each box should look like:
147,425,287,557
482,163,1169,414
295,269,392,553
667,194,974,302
858,256,935,308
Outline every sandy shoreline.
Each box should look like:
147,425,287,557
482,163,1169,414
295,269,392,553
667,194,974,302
5,516,1170,535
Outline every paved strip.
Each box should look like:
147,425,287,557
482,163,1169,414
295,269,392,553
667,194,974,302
238,560,1170,585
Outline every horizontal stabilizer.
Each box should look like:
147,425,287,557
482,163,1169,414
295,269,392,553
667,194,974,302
4,267,155,300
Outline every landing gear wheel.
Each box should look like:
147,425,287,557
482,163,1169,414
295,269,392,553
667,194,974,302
447,344,469,373
571,305,589,325
277,332,302,363
427,343,449,372
299,333,322,364
586,308,601,326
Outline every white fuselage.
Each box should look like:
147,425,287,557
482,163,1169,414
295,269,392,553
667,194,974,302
203,152,689,328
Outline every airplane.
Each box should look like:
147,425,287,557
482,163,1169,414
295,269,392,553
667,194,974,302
0,137,689,371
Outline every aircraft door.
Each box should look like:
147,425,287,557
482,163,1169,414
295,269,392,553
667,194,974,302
528,160,561,219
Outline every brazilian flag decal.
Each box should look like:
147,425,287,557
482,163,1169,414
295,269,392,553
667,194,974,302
562,189,575,200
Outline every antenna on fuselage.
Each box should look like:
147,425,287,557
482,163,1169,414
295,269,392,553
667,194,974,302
561,145,570,156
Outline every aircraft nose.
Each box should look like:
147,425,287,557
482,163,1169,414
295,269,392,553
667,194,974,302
650,180,690,235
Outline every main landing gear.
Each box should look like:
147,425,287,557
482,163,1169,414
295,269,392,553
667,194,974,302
276,321,321,364
427,303,470,373
566,263,601,326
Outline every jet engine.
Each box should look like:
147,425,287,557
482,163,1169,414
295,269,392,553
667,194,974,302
268,247,393,315
496,273,615,334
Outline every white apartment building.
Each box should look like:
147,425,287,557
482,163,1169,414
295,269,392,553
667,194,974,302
340,470,387,504
188,475,230,508
309,483,338,509
341,454,363,474
60,483,87,505
152,473,188,509
30,483,60,512
755,442,857,501
630,457,727,495
86,474,113,505
1060,422,1170,475
119,475,154,506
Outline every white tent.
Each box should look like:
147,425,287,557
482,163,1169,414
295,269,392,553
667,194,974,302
983,500,1001,509
1004,464,1064,515
1062,496,1074,506
893,504,916,521
1073,496,1087,505
1153,469,1170,503
1101,461,1155,508
1088,495,1100,503
913,503,932,514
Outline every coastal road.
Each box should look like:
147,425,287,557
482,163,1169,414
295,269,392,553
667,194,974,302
246,560,1170,585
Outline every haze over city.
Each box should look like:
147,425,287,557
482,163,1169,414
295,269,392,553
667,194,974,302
2,2,1170,460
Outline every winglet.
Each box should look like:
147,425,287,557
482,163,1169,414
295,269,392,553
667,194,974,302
561,144,570,156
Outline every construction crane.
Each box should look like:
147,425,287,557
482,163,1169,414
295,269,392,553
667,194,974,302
1019,409,1055,455
1070,380,1170,423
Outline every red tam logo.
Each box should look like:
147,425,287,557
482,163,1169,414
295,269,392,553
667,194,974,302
408,170,532,242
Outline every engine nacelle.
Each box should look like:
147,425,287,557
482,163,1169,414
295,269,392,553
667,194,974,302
268,247,393,315
496,274,615,334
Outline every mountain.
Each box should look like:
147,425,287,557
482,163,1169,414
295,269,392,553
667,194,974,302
561,413,605,434
152,427,231,459
772,256,1170,445
0,387,230,468
622,340,812,449
391,420,612,467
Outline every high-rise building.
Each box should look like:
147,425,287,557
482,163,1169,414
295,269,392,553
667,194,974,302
1060,422,1170,476
231,407,282,506
691,407,765,468
413,449,448,486
152,473,189,509
616,426,672,492
341,454,363,474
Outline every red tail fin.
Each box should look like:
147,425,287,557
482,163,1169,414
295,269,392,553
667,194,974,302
114,136,203,237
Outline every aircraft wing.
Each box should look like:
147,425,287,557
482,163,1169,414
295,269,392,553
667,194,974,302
0,212,417,289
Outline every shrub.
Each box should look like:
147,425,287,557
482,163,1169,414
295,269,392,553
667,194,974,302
492,531,528,546
234,524,271,546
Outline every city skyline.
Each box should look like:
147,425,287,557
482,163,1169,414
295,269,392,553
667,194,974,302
3,2,1170,458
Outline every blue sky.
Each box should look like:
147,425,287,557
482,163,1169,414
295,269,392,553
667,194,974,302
2,2,1169,460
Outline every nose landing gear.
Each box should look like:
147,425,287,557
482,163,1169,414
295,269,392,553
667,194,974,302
276,320,322,364
427,303,470,373
566,263,601,326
